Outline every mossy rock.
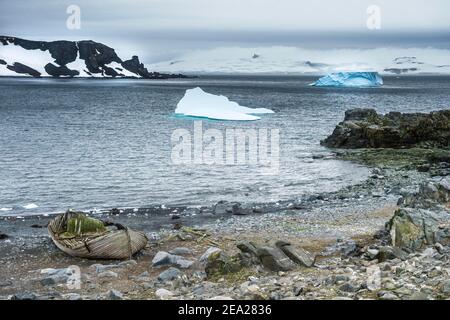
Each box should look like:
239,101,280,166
205,251,242,277
64,214,106,237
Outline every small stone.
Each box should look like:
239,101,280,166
98,271,118,279
64,293,82,300
108,289,123,300
441,280,450,295
172,256,194,269
339,282,360,293
169,247,193,255
435,243,445,254
157,267,182,282
209,296,234,300
378,246,408,262
293,286,303,296
366,249,379,260
118,260,137,267
408,292,429,300
379,292,398,300
152,251,172,267
155,288,174,300
10,292,37,300
93,264,120,273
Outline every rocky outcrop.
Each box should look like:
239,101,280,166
6,62,40,77
44,63,79,77
387,177,450,250
321,108,450,149
237,240,315,272
0,35,186,79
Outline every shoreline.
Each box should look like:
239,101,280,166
0,152,437,300
1,107,449,300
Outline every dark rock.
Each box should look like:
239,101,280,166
110,208,120,215
213,201,229,215
157,267,182,282
7,62,41,77
44,63,79,77
0,59,6,65
321,108,450,149
30,224,44,228
152,251,193,269
275,241,315,267
0,233,9,240
256,246,296,271
377,246,408,262
10,292,37,300
236,241,259,256
339,282,360,293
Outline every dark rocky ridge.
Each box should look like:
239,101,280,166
0,36,187,79
7,62,41,78
321,108,450,149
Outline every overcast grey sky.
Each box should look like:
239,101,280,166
1,0,449,62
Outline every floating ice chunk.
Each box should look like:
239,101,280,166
23,203,38,209
312,72,383,87
0,207,13,211
175,87,274,121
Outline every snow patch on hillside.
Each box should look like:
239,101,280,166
0,44,53,76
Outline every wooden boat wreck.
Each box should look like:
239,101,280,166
48,211,148,260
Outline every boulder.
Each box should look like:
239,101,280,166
387,178,450,251
204,251,242,277
157,267,182,282
199,247,222,263
255,246,296,271
40,267,75,286
377,246,408,262
275,241,315,267
152,251,194,269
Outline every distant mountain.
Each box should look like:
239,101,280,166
146,46,450,75
0,36,186,79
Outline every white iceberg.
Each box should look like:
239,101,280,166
311,72,383,87
175,87,274,121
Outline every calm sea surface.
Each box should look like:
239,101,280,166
1,75,449,216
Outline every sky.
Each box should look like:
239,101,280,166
1,0,450,62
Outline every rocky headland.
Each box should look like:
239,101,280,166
0,36,187,79
0,108,449,300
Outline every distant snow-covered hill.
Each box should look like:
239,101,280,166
0,36,186,79
147,46,450,75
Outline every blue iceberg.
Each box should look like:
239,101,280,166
312,72,383,87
